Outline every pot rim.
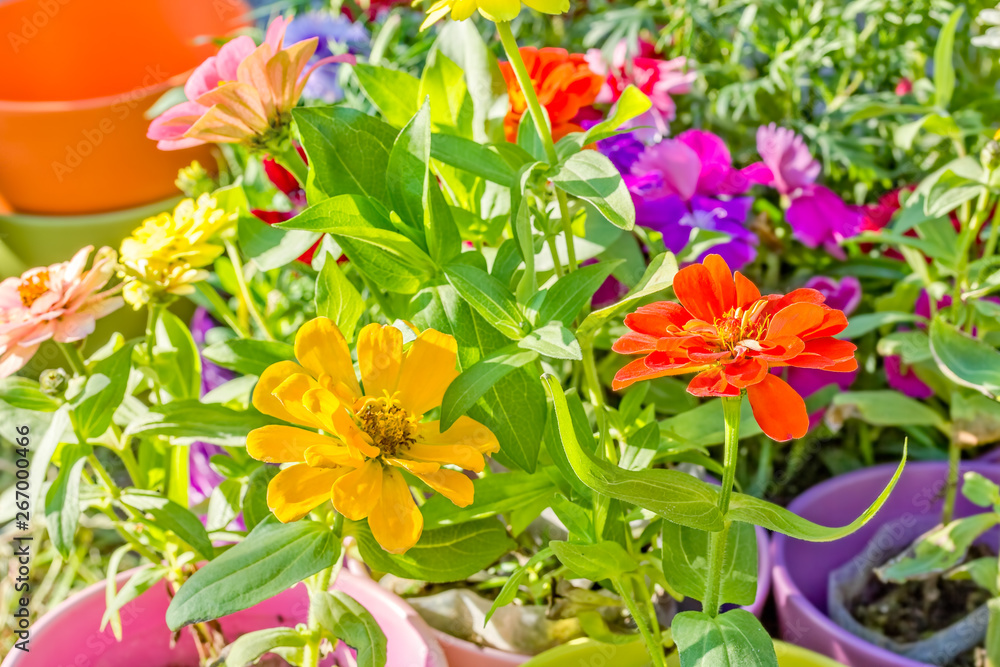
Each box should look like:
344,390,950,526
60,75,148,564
0,195,183,225
0,71,191,113
771,460,1000,667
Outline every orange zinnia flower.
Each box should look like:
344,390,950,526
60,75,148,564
500,47,604,143
611,255,858,441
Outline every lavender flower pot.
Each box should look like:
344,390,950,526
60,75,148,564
1,568,446,667
771,460,1000,667
436,525,771,666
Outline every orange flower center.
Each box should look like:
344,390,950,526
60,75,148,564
704,302,772,352
18,270,51,307
357,397,415,458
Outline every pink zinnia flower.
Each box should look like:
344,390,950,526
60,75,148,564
0,246,123,378
746,123,821,196
585,40,694,140
147,17,355,151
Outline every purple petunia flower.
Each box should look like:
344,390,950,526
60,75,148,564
190,308,236,506
285,12,369,104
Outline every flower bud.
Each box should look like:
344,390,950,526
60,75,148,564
175,161,215,198
981,140,1000,171
40,368,69,396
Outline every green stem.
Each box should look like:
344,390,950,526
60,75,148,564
496,22,558,165
546,235,565,278
556,190,578,272
702,395,741,617
579,336,613,462
953,175,994,319
117,445,144,489
942,433,961,525
613,575,665,667
269,143,309,189
57,342,87,377
194,282,251,339
224,239,275,341
302,563,339,667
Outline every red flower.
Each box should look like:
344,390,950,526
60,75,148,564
611,255,858,441
252,147,318,264
499,47,604,143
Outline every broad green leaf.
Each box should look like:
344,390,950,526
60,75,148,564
537,261,621,326
443,263,524,338
0,377,60,411
433,21,506,143
485,547,553,624
619,421,660,472
420,471,554,528
578,252,678,336
934,8,964,108
844,103,932,124
660,399,762,448
551,151,635,230
949,558,999,595
518,322,582,360
28,407,70,515
315,251,365,342
119,489,214,560
440,345,539,430
930,318,1000,397
582,86,652,145
237,213,320,271
550,540,637,581
388,101,431,227
424,172,462,265
951,393,1000,447
672,609,777,667
517,111,548,163
838,312,925,339
727,442,905,541
69,340,135,440
962,472,1000,509
542,375,724,532
166,517,341,629
44,442,88,558
877,513,1000,582
418,50,473,135
662,522,757,606
831,391,948,431
876,331,932,364
225,628,307,667
310,590,387,667
243,464,281,531
353,64,420,127
203,339,295,377
294,107,398,205
431,134,514,185
989,599,1000,666
102,564,168,636
152,311,201,401
350,518,514,583
124,400,279,446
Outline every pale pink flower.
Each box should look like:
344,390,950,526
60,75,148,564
0,246,123,377
147,17,355,150
745,123,822,196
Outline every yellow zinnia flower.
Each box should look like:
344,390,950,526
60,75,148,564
117,194,234,309
422,0,569,29
247,317,499,554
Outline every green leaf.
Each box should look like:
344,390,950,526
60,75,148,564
311,590,388,667
550,151,635,230
418,50,473,135
0,377,60,411
28,407,70,515
102,562,168,637
152,311,201,401
440,344,539,430
550,540,637,581
578,252,678,336
838,312,925,339
951,392,1000,447
119,489,214,560
69,341,135,440
662,522,758,606
962,472,1000,509
350,518,514,583
243,464,281,531
430,134,514,185
124,400,279,446
388,101,432,227
224,628,307,667
237,213,321,271
934,8,964,108
876,331,932,364
294,107,398,206
537,261,621,326
672,609,777,667
619,421,660,472
166,517,341,629
353,64,420,128
485,547,553,624
660,399,762,449
581,86,652,146
830,391,948,431
315,256,365,342
844,102,932,124
989,599,1000,665
202,339,295,377
424,172,462,265
727,442,905,541
877,513,1000,582
44,442,88,558
420,471,554,528
542,375,724,532
930,318,1000,397
518,323,581,360
949,558,999,596
443,263,524,338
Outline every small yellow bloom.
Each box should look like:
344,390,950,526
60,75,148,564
422,0,569,29
248,317,499,554
117,194,234,309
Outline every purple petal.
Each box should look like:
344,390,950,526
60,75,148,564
884,355,934,399
786,185,860,250
804,275,862,315
755,123,821,195
632,139,701,201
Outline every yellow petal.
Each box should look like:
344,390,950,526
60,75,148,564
475,0,521,22
417,416,500,455
302,387,380,459
236,43,278,119
396,329,459,417
267,38,317,114
295,317,361,400
521,0,569,15
357,323,402,399
367,468,423,554
332,459,383,521
267,463,344,523
304,443,364,469
184,104,257,143
253,361,316,425
272,373,325,429
449,0,478,20
421,1,453,29
195,81,269,133
247,424,341,463
386,457,440,475
405,442,484,473
415,469,475,507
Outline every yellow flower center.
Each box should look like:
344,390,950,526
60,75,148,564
357,397,415,458
18,270,50,307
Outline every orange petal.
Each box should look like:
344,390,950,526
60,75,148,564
747,374,809,441
295,317,361,400
367,468,423,554
414,468,475,507
253,361,318,426
195,82,269,132
766,303,827,340
734,271,761,308
611,331,660,355
805,308,849,338
357,323,402,399
787,338,858,369
672,263,727,323
267,38,318,114
724,357,768,388
184,104,257,143
687,367,739,397
247,424,340,463
331,459,383,521
396,329,459,417
612,357,699,391
702,255,735,314
623,302,692,336
236,44,278,118
267,463,344,523
415,416,499,456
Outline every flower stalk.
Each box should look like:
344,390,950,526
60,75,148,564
702,395,741,617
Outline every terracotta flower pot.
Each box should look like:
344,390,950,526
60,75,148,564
0,567,447,667
0,0,249,215
771,460,1000,667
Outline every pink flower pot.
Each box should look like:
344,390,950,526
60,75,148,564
435,525,771,666
771,460,1000,667
1,568,447,667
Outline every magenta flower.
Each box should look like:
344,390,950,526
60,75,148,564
884,355,934,400
746,123,821,195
